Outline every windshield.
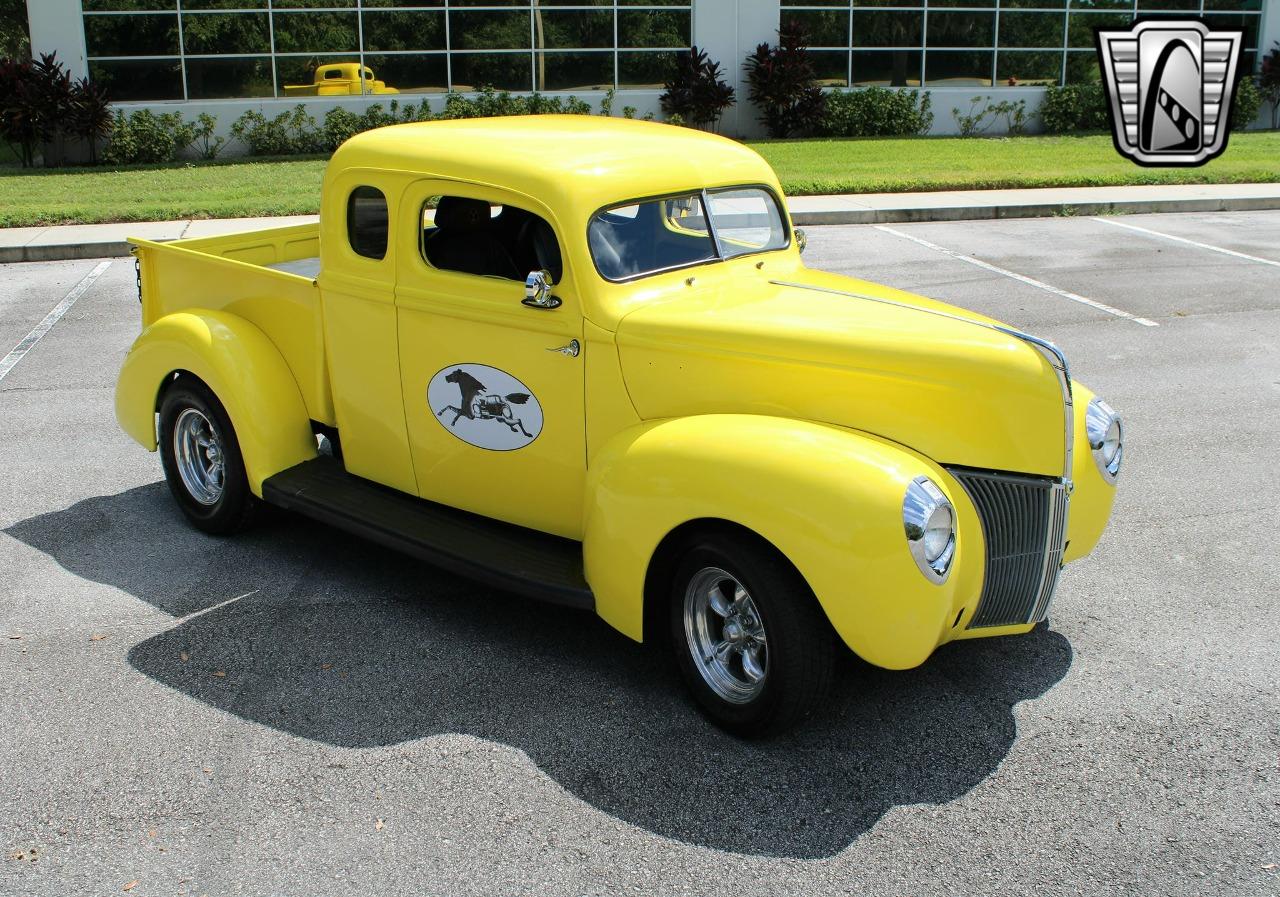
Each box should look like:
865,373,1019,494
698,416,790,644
588,186,788,282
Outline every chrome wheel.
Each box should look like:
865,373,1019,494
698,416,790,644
683,566,769,704
173,407,225,506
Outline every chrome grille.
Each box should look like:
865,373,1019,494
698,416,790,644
948,467,1070,629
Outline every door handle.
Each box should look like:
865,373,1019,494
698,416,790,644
546,339,581,358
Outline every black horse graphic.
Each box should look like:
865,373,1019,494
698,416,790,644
436,368,534,438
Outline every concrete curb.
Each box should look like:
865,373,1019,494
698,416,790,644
1,241,136,264
788,195,1280,227
4,192,1279,264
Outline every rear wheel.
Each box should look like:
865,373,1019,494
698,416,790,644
158,378,259,535
668,535,837,736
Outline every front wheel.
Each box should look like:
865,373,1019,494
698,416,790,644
669,535,837,736
158,378,259,535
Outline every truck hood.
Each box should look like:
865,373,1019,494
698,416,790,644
614,270,1069,478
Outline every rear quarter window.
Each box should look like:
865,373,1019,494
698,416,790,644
347,186,388,260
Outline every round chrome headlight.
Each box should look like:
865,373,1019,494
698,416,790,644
903,476,956,584
1086,397,1123,483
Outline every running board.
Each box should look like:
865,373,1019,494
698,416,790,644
261,457,593,610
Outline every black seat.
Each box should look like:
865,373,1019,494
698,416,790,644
424,196,520,280
518,216,563,284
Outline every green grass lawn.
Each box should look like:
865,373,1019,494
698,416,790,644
2,132,1278,228
754,131,1280,195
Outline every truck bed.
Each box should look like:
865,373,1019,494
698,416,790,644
130,223,334,428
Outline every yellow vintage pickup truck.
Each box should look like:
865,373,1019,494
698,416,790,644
283,62,398,96
116,117,1121,734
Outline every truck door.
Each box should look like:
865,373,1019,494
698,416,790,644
393,181,586,540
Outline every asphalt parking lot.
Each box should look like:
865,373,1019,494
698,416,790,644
2,211,1278,896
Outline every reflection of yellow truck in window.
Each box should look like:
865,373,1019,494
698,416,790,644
116,117,1122,736
283,63,398,96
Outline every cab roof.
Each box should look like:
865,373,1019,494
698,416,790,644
329,116,783,225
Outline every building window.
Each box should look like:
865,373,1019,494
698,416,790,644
82,2,691,101
781,0,1265,88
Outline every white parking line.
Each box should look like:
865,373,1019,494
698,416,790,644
0,261,113,385
1092,216,1280,269
873,225,1160,327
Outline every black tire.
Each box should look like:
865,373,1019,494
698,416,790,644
668,533,837,737
158,377,259,535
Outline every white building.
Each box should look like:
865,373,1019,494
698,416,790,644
26,0,1278,137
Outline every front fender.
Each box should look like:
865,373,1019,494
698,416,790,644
583,415,984,670
115,310,316,495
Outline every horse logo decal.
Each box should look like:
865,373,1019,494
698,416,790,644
427,363,544,451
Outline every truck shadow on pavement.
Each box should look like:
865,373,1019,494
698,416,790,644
7,483,1073,859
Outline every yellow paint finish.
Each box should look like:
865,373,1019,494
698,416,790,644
613,256,1066,478
584,319,641,465
118,117,1121,671
114,310,316,494
584,414,986,669
316,168,418,495
393,179,585,538
331,117,778,332
132,234,333,426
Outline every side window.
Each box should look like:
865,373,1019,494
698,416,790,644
420,195,562,284
347,186,388,260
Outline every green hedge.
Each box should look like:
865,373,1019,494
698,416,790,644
818,87,934,138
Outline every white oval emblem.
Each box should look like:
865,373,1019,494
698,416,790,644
427,363,543,451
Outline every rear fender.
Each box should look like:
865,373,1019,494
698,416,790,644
583,415,984,670
115,310,316,495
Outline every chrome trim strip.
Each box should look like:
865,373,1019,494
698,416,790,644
770,279,1075,482
1029,482,1070,623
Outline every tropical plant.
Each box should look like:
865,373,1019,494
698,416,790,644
660,46,736,129
744,19,826,139
0,53,76,167
0,57,38,166
67,77,113,164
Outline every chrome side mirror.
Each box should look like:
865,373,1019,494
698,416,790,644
522,269,561,310
794,228,807,255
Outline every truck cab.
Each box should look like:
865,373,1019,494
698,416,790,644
116,117,1122,734
283,62,399,96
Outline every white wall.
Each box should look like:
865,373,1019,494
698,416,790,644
692,0,781,136
25,0,87,78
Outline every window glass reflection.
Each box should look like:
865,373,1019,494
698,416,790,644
84,13,178,56
88,59,183,100
186,57,274,99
